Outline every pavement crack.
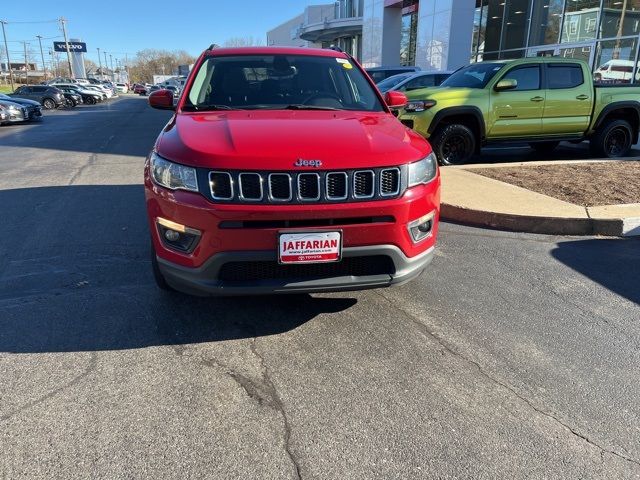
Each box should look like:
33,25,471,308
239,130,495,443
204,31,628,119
248,339,303,480
376,291,640,470
0,352,97,423
200,346,302,479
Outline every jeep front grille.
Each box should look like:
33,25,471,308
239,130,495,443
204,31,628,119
207,167,406,204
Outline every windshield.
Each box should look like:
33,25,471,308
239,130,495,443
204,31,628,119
440,63,505,89
185,54,384,111
376,73,412,92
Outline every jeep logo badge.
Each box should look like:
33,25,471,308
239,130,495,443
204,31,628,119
294,159,322,168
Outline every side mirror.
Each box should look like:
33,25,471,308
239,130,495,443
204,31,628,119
385,90,408,109
148,89,175,110
494,78,518,91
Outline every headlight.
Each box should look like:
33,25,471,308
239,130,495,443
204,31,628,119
408,153,437,187
404,99,437,112
150,152,199,192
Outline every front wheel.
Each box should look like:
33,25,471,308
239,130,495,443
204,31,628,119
85,96,96,105
590,119,634,158
430,124,477,166
42,98,56,110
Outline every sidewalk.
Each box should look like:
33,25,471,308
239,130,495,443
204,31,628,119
440,162,640,237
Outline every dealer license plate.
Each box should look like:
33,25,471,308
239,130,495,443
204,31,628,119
278,231,342,264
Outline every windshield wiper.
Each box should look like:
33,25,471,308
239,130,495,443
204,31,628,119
183,104,240,111
283,104,340,111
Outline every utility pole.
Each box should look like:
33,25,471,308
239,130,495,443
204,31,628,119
109,54,114,81
97,47,102,79
36,35,47,80
59,17,74,78
103,50,108,78
23,41,28,85
1,20,14,90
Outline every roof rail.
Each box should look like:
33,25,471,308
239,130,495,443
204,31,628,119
207,43,220,51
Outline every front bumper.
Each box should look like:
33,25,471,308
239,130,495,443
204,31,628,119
157,244,434,296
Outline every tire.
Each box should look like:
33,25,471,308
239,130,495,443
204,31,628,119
65,98,74,108
529,141,559,154
590,118,634,158
42,98,56,110
151,247,175,292
430,123,476,166
85,96,96,105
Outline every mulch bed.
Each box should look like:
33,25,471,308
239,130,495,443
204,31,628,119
472,161,640,207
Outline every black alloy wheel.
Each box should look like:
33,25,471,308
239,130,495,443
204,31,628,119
431,124,476,166
591,118,633,158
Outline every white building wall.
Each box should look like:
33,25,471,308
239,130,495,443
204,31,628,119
415,1,475,71
267,13,315,48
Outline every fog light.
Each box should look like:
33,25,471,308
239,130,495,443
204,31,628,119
407,212,435,243
157,217,201,253
164,229,180,242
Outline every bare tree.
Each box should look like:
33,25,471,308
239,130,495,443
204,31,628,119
128,49,196,83
223,36,264,48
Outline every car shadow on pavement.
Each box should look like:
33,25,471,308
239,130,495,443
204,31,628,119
551,238,640,305
0,185,357,353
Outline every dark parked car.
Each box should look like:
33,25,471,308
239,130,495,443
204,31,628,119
0,93,43,120
56,86,102,105
62,90,83,107
376,71,452,93
134,84,149,95
0,99,28,124
10,85,65,109
147,85,161,96
365,66,421,83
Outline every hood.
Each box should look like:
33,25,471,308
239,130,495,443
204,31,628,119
406,86,477,101
0,100,25,109
7,97,41,107
157,110,430,170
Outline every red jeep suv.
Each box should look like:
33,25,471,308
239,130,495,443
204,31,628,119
145,46,440,296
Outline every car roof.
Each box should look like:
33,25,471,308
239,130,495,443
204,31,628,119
203,46,348,59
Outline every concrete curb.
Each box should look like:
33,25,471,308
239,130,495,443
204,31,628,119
441,204,632,237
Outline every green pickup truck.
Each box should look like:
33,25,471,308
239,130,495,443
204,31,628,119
399,57,640,165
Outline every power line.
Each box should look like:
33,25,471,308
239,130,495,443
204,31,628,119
1,19,59,24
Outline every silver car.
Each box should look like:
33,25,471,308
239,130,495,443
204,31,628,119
0,100,27,124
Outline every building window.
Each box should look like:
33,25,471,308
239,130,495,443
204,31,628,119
529,0,564,47
561,0,600,43
399,4,418,66
594,37,640,84
501,0,530,51
600,0,640,38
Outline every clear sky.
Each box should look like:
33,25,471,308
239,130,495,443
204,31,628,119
1,0,317,66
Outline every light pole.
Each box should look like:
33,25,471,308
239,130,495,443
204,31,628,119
97,47,102,79
1,20,14,90
22,41,28,85
36,35,47,80
59,17,74,78
109,54,114,81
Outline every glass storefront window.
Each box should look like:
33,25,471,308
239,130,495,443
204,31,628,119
593,37,640,83
529,0,564,46
561,0,600,43
484,0,506,53
501,0,530,50
472,1,488,61
600,0,640,38
400,11,418,66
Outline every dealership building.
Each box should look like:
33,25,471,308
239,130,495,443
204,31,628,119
268,0,640,83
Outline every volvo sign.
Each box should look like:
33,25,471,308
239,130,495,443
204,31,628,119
53,41,87,53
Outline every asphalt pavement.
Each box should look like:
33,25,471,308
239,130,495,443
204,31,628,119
0,96,639,479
